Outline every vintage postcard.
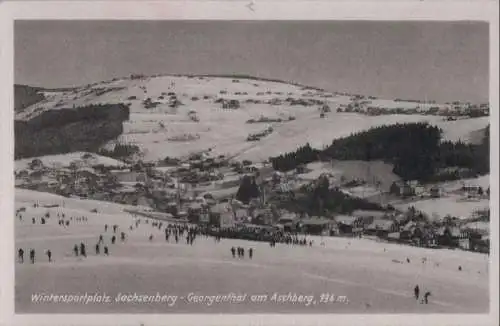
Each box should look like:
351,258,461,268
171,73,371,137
0,1,498,326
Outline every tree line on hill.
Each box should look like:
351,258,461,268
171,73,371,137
98,143,141,159
290,175,385,216
270,122,489,182
235,173,384,216
235,175,261,204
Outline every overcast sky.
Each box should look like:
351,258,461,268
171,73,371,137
15,20,489,103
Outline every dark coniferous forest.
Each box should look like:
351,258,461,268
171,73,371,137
270,122,489,182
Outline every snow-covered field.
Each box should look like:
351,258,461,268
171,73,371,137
394,195,490,221
435,175,491,193
391,175,490,220
15,75,490,163
300,160,400,194
435,117,489,144
15,189,489,313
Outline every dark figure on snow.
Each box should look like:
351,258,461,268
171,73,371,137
249,248,253,259
175,235,179,243
32,217,36,224
129,225,133,231
104,246,109,256
99,235,103,243
414,285,420,300
113,225,118,233
111,235,116,244
165,232,169,241
458,265,462,271
80,243,86,257
231,247,236,258
65,220,70,227
423,291,431,304
104,224,108,232
73,244,79,257
407,258,411,263
41,218,46,225
46,250,52,262
29,249,35,264
95,243,100,255
240,247,245,258
18,248,24,263
121,232,126,242
149,234,154,241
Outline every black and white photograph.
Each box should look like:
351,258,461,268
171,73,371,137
1,1,498,325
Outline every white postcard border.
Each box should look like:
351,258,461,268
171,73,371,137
0,1,498,326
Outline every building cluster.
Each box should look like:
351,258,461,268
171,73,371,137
15,151,490,254
336,100,489,118
272,208,489,253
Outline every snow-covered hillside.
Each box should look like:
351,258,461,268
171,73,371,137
16,75,490,162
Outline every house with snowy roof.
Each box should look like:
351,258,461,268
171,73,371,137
365,219,398,238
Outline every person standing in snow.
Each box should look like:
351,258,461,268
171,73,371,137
73,244,79,257
18,248,24,263
29,249,35,264
80,243,86,258
423,291,431,304
414,285,420,300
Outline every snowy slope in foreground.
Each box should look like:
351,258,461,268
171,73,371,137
17,75,490,162
15,188,489,314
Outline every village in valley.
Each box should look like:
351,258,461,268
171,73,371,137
13,72,492,314
15,136,490,254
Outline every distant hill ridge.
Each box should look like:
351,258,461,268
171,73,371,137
14,73,489,162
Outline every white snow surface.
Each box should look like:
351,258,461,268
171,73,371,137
15,188,489,313
394,195,490,220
